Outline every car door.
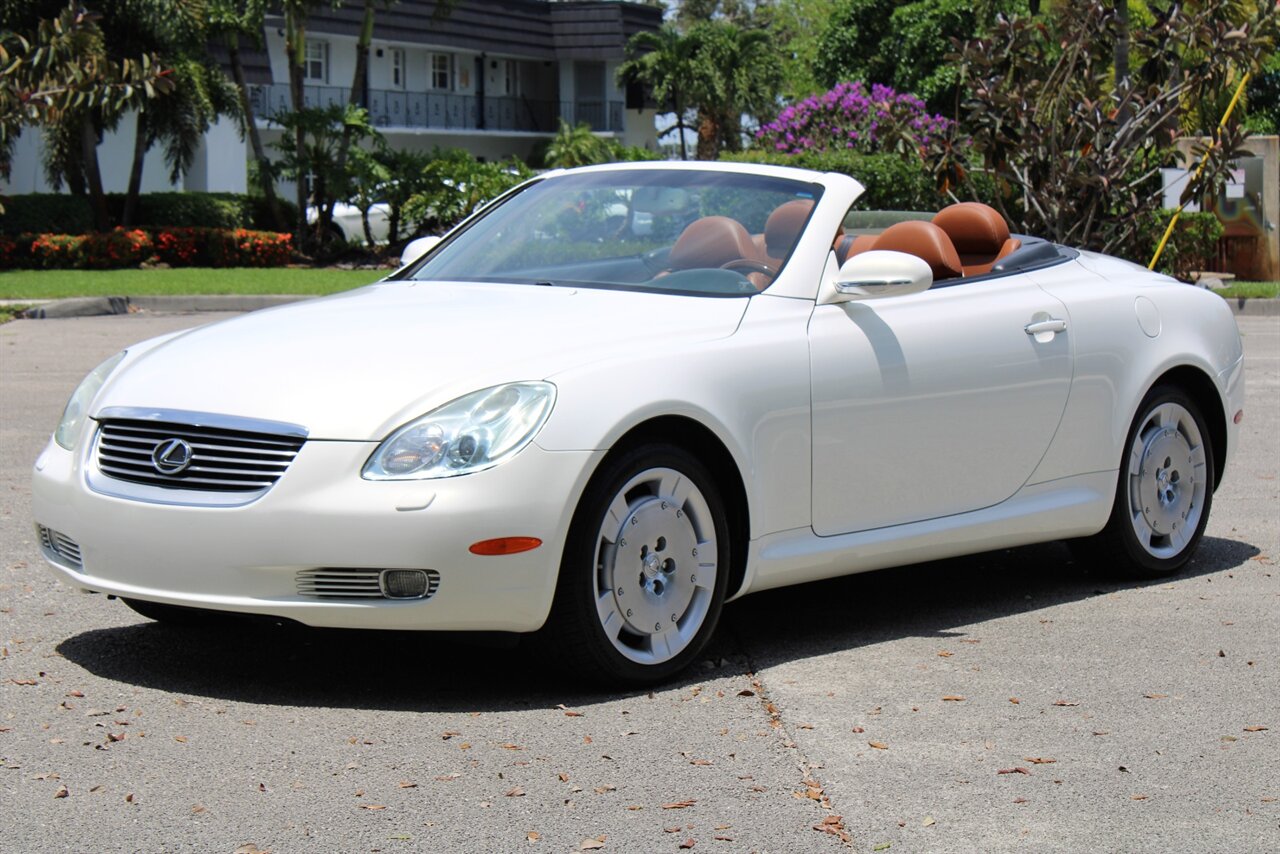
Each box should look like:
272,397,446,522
808,274,1073,536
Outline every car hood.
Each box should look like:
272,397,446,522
94,281,750,440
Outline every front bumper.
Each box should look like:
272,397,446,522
32,432,602,632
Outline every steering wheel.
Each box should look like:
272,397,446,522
720,258,777,280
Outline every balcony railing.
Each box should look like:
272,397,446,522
248,84,625,134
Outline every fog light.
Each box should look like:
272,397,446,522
380,569,429,599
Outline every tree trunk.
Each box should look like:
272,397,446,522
673,89,689,161
329,0,375,245
285,8,310,247
122,110,148,227
80,116,110,232
228,34,287,232
695,108,718,160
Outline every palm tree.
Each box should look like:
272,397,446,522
617,25,696,160
686,20,781,159
543,119,611,168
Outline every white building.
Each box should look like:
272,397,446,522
2,0,662,196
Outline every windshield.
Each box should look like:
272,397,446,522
405,169,823,297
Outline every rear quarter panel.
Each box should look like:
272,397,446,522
1030,253,1242,485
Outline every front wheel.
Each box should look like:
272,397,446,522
548,445,732,686
1076,385,1214,578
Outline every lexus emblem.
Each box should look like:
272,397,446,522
151,438,194,475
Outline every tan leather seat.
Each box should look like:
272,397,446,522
931,202,1021,276
833,233,877,265
761,199,814,266
871,220,964,281
669,216,762,270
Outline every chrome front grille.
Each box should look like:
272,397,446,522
37,525,83,570
296,568,441,600
95,415,306,493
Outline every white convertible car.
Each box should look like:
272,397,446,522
33,163,1244,684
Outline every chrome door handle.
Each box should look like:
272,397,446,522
1024,318,1067,335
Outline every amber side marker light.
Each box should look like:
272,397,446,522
470,537,543,556
1234,410,1244,425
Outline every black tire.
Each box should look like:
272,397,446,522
1074,384,1215,578
122,597,229,627
546,444,732,687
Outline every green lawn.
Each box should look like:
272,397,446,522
1216,281,1280,299
2,267,1278,303
0,267,380,300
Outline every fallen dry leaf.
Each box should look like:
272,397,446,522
851,726,865,733
1009,697,1020,704
922,816,936,827
737,689,755,697
662,799,697,809
1143,693,1168,700
593,784,616,794
398,781,417,789
1052,700,1079,707
434,774,460,781
937,650,954,657
558,773,570,782
505,787,525,797
689,759,712,766
234,846,268,854
53,785,68,799
174,735,188,743
868,741,889,750
501,743,523,751
679,840,695,850
359,804,387,811
1131,794,1148,801
526,831,540,842
1024,757,1057,765
997,767,1031,775
1244,726,1268,732
1013,796,1028,804
664,826,681,833
580,837,606,850
942,696,965,702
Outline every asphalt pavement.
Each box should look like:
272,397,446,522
1,311,1277,853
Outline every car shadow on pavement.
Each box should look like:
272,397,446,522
55,535,1260,712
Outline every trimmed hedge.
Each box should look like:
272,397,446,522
1,227,292,270
0,192,298,235
722,149,944,212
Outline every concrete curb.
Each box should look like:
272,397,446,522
11,292,1280,319
1221,297,1280,316
19,294,311,319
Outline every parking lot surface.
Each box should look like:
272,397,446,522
2,311,1277,852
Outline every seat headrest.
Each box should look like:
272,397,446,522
872,220,963,280
763,199,814,260
669,216,759,270
932,203,1010,255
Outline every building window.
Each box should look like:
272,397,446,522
430,53,452,91
390,48,405,89
304,40,328,83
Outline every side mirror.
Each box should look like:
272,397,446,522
399,235,441,268
825,250,933,303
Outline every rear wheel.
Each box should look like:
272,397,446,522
1076,385,1214,578
548,444,731,686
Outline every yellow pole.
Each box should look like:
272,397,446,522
1149,72,1252,271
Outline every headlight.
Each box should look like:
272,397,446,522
363,382,556,480
54,351,126,450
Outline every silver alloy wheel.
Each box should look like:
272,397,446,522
1126,401,1208,560
592,466,718,665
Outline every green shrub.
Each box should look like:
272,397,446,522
722,149,942,211
80,229,154,269
151,227,291,267
28,233,86,269
1128,211,1224,281
0,192,297,236
0,195,93,236
106,192,253,229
